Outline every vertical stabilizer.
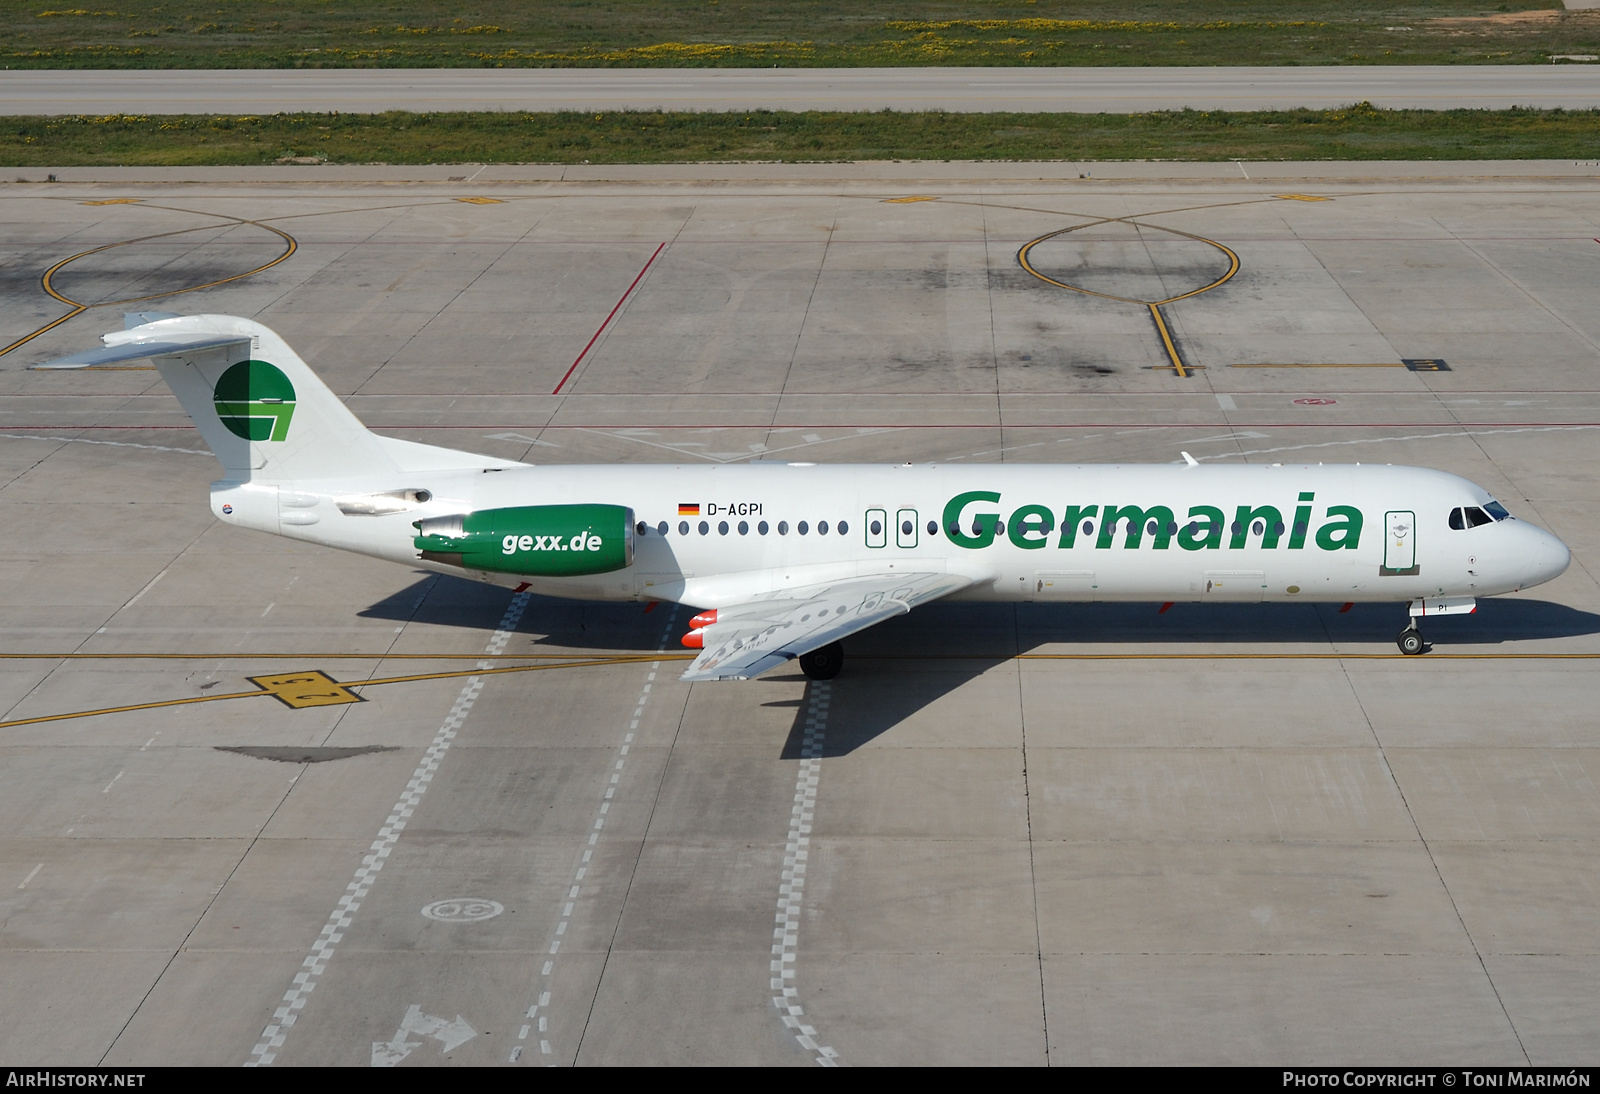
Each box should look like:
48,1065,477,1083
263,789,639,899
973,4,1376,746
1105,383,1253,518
136,315,399,481
39,313,517,481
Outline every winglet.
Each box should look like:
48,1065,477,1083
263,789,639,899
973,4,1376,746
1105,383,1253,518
1181,451,1199,467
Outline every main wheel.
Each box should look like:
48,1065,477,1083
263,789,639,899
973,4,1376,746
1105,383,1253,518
798,641,844,680
1397,627,1425,656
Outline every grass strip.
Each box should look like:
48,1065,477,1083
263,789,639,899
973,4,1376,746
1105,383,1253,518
3,1,1595,69
4,106,1600,167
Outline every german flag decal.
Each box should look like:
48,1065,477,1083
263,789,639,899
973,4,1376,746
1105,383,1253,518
678,503,700,516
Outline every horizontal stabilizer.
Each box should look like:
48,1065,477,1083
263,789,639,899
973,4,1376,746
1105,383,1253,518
125,311,181,329
34,335,251,369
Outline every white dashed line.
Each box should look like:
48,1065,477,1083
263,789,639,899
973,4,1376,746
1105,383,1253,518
510,607,679,1064
771,681,842,1067
243,591,532,1067
0,434,208,455
123,568,169,609
17,863,42,889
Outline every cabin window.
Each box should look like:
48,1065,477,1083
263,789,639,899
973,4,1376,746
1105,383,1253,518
1448,507,1465,530
759,521,769,535
636,521,648,535
798,521,810,535
738,520,749,535
902,520,914,536
657,521,668,536
1272,521,1284,537
838,520,848,535
926,520,937,535
1232,521,1243,537
1166,522,1178,535
818,521,830,535
870,519,883,536
698,521,710,535
1465,506,1493,528
1293,521,1307,538
778,521,789,535
679,521,690,535
1252,521,1264,537
718,521,729,535
1484,501,1512,521
1082,521,1094,537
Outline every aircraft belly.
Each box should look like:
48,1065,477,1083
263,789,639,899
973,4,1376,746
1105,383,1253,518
1032,570,1097,602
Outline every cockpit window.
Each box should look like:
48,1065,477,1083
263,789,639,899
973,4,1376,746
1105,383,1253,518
1451,503,1514,530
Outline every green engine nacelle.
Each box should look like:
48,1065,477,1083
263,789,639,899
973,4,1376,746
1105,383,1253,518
413,504,634,576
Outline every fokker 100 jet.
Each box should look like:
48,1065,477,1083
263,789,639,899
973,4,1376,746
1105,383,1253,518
44,314,1571,680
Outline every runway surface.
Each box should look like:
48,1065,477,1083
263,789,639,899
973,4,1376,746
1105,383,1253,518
4,65,1600,116
1,161,1598,1066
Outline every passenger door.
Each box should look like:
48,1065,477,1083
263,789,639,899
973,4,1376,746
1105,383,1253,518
1384,510,1416,572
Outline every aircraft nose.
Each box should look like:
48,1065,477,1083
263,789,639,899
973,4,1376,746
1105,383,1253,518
1531,527,1571,587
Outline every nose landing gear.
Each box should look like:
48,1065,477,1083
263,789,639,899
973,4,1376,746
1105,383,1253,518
1397,624,1425,656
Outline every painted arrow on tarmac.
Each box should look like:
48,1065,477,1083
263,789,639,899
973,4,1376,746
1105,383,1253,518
372,1003,478,1066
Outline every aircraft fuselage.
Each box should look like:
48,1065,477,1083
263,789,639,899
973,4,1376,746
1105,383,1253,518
212,461,1570,610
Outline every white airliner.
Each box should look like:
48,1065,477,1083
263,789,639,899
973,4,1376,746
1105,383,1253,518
45,314,1571,680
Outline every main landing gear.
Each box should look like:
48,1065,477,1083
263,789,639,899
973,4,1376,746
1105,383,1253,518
1397,623,1426,656
799,641,844,680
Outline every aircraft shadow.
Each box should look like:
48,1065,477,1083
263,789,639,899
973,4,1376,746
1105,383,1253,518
778,597,1600,757
361,579,1600,759
1011,596,1600,647
359,574,678,651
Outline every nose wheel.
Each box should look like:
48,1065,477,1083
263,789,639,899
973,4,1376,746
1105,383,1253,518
799,641,844,680
1397,625,1425,656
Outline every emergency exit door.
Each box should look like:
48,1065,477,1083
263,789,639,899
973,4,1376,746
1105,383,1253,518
896,509,918,548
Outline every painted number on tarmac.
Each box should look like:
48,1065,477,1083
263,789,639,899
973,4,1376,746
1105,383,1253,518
248,669,363,709
422,898,504,923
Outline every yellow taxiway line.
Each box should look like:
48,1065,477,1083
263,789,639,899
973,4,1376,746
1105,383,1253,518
0,654,685,730
5,649,1597,732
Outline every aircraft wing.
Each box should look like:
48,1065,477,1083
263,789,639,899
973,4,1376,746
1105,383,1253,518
680,570,974,682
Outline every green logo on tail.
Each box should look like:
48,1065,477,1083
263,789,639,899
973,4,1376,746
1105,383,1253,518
213,360,296,442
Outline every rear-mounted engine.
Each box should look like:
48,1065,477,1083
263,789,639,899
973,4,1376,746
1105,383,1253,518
413,504,634,576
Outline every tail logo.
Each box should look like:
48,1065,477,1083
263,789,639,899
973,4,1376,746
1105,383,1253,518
213,360,296,442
